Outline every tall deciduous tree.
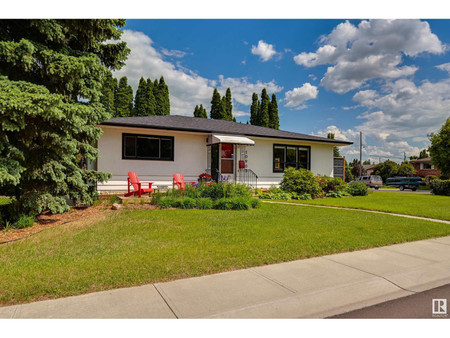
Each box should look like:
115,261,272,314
258,88,270,127
429,117,450,176
268,93,279,130
250,92,259,125
0,19,129,218
115,76,133,117
419,149,429,159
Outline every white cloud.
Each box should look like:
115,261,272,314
436,62,450,73
217,75,283,106
284,83,318,109
161,48,188,58
251,40,277,62
294,20,444,93
353,78,450,139
114,30,282,117
233,110,250,117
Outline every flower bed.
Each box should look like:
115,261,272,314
152,182,260,210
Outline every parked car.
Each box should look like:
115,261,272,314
385,177,424,191
351,175,383,189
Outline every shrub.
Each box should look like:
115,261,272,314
250,198,261,209
317,176,347,193
280,168,322,198
158,197,177,209
14,214,35,229
215,198,233,210
292,192,312,200
196,198,213,210
180,197,196,209
230,197,251,210
347,182,368,196
430,179,450,196
326,191,346,198
151,191,162,205
258,188,292,200
440,174,449,180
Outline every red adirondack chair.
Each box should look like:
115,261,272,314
125,172,154,197
173,173,196,191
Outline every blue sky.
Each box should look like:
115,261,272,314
114,19,450,163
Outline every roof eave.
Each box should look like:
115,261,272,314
100,122,353,146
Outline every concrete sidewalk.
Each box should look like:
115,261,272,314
1,236,449,319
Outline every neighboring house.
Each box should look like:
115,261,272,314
362,164,375,176
93,115,352,191
409,157,441,179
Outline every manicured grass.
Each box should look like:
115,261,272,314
283,191,450,220
1,203,449,306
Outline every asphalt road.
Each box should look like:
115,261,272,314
330,284,450,319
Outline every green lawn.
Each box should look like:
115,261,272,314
1,203,449,306
282,191,450,220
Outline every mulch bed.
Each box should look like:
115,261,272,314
0,202,157,245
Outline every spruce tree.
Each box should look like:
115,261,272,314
115,76,133,117
233,117,237,122
250,92,259,125
146,78,156,116
0,19,129,217
259,88,270,127
134,77,149,116
159,76,170,115
225,88,233,121
193,105,199,117
268,93,279,130
100,72,117,114
210,88,221,119
155,76,170,115
219,96,228,120
198,104,207,118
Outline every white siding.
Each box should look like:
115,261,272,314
244,137,334,188
96,126,336,191
97,126,208,191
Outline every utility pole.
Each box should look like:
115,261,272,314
404,152,406,162
359,132,362,177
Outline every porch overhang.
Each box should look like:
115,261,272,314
210,134,255,146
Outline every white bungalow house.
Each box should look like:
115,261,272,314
93,115,352,191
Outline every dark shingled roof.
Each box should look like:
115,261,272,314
102,115,353,145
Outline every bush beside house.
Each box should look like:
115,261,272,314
430,179,450,196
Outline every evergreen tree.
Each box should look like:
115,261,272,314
233,117,237,122
268,93,279,129
210,88,221,119
258,88,270,127
157,76,170,115
0,19,129,217
100,72,117,114
250,92,259,125
145,78,156,116
133,77,149,116
219,96,228,120
225,88,233,121
114,76,133,117
198,104,207,118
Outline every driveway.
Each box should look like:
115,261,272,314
1,236,449,318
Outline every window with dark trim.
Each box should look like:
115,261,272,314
273,144,310,172
122,133,174,161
